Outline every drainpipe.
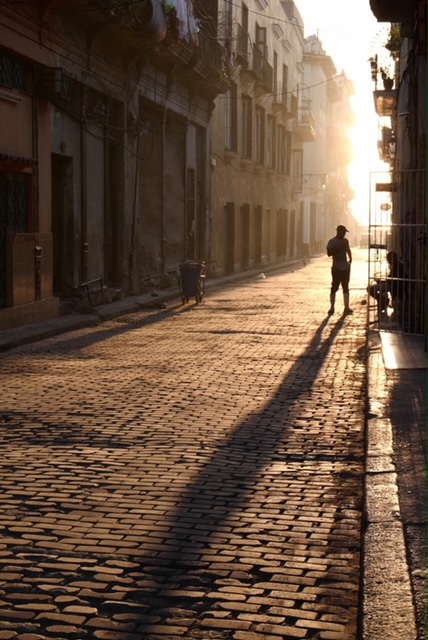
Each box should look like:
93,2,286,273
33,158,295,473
31,94,39,231
161,106,167,274
129,131,140,294
184,117,189,262
80,92,88,283
32,92,41,300
424,168,428,353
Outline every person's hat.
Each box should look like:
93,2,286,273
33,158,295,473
336,225,349,233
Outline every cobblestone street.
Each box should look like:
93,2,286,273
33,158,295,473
0,254,369,640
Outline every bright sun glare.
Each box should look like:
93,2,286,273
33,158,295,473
295,0,390,227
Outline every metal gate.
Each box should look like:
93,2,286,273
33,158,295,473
368,170,426,336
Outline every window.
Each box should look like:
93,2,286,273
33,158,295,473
242,3,249,35
292,149,303,192
224,82,238,151
266,115,276,170
255,106,265,166
0,51,29,92
273,51,278,90
285,131,292,175
241,95,252,159
278,126,285,174
282,64,288,108
277,127,291,175
255,24,267,57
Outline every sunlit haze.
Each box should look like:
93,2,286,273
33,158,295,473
295,0,390,227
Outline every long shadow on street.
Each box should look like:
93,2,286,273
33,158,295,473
137,313,364,635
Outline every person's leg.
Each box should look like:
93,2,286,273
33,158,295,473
342,270,353,314
329,269,340,314
343,293,353,313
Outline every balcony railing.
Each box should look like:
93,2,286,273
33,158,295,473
234,23,250,63
273,83,293,116
252,45,273,92
290,93,298,118
52,1,229,98
241,44,273,93
90,0,167,43
193,37,231,96
294,100,316,141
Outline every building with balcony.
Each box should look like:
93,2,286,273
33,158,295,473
209,0,306,276
368,0,426,337
0,0,230,330
300,35,354,255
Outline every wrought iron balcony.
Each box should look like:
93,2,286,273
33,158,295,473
234,23,250,64
273,83,293,119
172,36,231,98
86,1,230,97
293,100,316,141
71,0,168,46
240,44,273,93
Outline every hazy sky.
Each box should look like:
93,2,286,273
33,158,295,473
295,0,389,225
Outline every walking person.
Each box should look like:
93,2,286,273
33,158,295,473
326,224,353,315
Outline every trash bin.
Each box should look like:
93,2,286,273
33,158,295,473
178,261,205,304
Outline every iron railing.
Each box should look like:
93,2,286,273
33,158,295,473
368,169,427,335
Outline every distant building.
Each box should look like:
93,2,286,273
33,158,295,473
209,4,356,276
209,0,307,275
301,35,355,254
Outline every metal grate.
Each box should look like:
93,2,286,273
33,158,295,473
0,50,29,93
368,170,427,335
0,172,29,307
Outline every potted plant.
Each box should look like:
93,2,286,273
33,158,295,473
380,67,394,90
385,25,401,59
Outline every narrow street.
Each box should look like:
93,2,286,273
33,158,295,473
1,253,371,639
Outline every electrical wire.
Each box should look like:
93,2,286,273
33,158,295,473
0,2,351,111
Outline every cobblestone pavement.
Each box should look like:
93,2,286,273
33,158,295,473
0,254,369,640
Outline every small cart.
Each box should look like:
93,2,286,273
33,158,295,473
178,260,206,304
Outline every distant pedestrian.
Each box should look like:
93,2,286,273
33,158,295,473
326,225,353,315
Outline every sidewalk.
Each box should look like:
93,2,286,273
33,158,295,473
364,326,426,640
0,252,426,639
0,260,302,352
1,255,425,369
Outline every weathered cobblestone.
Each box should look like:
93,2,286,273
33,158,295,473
0,254,368,638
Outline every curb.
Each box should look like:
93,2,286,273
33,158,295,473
362,331,417,640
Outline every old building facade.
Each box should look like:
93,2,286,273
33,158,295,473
368,0,426,336
208,1,356,276
301,36,355,255
0,0,357,331
0,0,229,330
209,0,307,275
